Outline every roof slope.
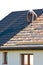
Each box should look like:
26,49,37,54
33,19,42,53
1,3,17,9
0,9,43,47
0,10,30,45
5,14,43,46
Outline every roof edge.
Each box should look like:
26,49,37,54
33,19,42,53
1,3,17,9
0,44,43,50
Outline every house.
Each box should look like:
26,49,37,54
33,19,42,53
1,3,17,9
0,9,43,65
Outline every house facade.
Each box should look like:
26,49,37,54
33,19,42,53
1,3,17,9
0,50,43,65
0,9,43,65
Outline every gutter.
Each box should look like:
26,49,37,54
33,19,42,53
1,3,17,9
0,44,43,50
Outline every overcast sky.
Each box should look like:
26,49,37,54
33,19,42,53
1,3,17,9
0,0,43,20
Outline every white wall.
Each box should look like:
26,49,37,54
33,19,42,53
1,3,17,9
8,52,20,65
0,52,3,65
34,52,43,65
0,50,43,65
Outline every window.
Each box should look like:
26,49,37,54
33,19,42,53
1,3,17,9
3,52,7,64
21,54,33,65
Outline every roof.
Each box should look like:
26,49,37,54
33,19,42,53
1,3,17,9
0,10,29,45
0,9,43,50
34,9,43,16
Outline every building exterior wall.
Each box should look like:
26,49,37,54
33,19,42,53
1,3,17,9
0,52,3,65
0,50,43,65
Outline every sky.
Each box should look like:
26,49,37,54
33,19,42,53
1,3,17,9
0,0,43,20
